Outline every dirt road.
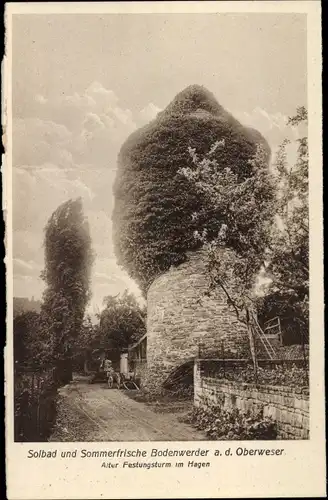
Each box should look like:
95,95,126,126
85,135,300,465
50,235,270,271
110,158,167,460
50,377,207,442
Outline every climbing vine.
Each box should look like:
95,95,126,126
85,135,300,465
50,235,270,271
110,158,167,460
112,85,271,294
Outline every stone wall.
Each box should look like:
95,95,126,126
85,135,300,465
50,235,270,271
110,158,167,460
194,360,309,439
134,361,148,388
143,248,250,392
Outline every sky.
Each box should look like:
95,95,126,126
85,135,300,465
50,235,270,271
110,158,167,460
12,13,307,315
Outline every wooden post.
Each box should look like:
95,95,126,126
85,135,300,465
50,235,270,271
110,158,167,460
277,316,283,345
247,309,258,377
198,342,204,359
83,350,90,376
36,377,40,439
222,341,226,379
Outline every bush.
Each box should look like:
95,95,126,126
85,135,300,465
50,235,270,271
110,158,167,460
183,401,277,440
224,363,308,387
14,311,49,370
255,364,308,387
200,361,309,388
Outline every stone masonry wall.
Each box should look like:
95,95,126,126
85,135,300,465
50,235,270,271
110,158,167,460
194,360,309,439
134,361,147,387
143,248,250,392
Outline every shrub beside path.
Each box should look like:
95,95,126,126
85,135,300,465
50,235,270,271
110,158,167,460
50,376,207,442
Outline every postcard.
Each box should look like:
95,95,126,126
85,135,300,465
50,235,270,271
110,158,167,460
4,1,325,498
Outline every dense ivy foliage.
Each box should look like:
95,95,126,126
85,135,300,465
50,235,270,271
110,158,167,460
113,85,271,293
40,198,94,382
42,198,93,310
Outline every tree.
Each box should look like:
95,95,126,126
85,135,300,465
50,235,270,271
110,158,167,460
257,291,308,346
75,315,100,350
14,311,40,370
179,139,275,369
113,85,271,294
181,139,274,286
263,107,309,344
40,198,94,384
98,290,146,352
13,309,57,371
72,315,100,373
179,106,308,364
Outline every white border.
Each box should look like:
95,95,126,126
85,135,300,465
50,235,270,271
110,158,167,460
4,2,324,499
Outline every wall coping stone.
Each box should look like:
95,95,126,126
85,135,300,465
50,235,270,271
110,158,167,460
200,376,309,396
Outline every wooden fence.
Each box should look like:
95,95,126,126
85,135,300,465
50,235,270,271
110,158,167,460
14,367,59,442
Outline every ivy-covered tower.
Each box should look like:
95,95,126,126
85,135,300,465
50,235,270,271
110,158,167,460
113,85,272,391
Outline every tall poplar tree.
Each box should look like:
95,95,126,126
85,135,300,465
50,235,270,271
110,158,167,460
41,198,94,383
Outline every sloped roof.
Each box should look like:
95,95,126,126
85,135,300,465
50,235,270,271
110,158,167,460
128,333,147,351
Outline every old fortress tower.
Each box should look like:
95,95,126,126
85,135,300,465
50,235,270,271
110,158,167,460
145,249,252,389
113,85,271,391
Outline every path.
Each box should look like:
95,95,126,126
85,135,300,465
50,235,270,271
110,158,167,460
50,377,207,441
